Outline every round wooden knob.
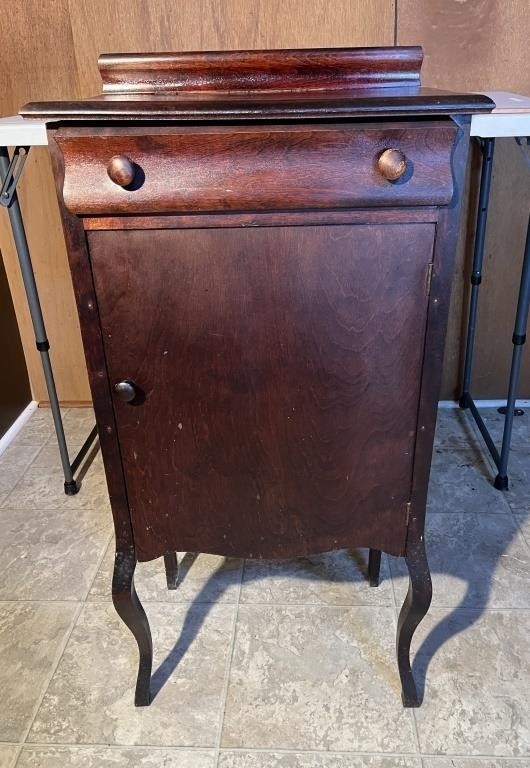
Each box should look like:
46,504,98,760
377,148,407,181
114,380,137,402
107,155,136,187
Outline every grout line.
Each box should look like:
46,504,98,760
13,601,83,758
214,561,244,767
13,742,216,754
81,528,114,603
11,742,530,759
511,514,530,552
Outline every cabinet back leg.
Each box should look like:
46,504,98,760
368,548,381,586
163,552,179,590
396,536,432,707
112,548,153,706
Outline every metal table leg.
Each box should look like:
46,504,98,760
494,216,530,489
459,137,495,410
0,145,97,494
459,137,530,490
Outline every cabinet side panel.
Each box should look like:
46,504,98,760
47,136,135,554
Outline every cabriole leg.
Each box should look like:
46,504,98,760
368,548,381,587
396,536,432,707
163,552,179,590
112,547,153,706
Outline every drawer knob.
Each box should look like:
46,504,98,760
107,155,136,187
377,148,407,181
114,380,138,402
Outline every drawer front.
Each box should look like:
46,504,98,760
56,122,457,215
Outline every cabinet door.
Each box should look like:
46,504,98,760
89,223,435,561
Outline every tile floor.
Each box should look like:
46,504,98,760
0,405,529,767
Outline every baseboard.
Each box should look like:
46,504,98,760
438,399,530,409
0,401,38,457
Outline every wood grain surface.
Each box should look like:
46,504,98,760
0,0,88,403
88,222,435,560
97,46,422,93
397,0,530,397
55,122,456,215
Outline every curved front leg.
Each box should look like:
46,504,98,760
396,535,432,707
112,547,153,706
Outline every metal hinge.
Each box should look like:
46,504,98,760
0,146,29,207
405,502,412,527
425,262,434,296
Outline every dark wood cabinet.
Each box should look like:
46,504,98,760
22,46,493,710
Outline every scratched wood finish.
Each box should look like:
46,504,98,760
55,122,456,215
23,88,492,122
88,223,435,561
82,208,440,230
22,39,492,123
98,47,422,93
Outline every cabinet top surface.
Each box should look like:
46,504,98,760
21,46,493,123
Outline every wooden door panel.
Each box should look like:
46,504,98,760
89,222,435,560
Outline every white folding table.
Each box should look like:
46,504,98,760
0,116,97,493
460,92,530,489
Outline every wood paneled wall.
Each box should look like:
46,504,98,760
398,0,530,399
0,0,528,404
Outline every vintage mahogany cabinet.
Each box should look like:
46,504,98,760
23,47,492,708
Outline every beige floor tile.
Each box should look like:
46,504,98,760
240,549,393,606
29,601,234,747
390,513,530,610
2,466,110,512
221,604,416,753
63,408,96,432
503,452,530,515
514,514,530,549
0,746,18,768
60,409,97,439
422,759,526,767
220,756,422,768
89,541,243,603
433,409,479,450
0,443,41,496
476,407,530,452
17,746,215,767
31,439,101,471
413,609,530,756
11,409,68,446
427,449,510,515
0,506,112,601
0,601,77,742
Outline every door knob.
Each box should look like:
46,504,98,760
107,155,136,187
114,380,138,402
377,148,407,181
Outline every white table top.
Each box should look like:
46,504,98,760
470,91,530,137
0,115,48,146
1,91,529,146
